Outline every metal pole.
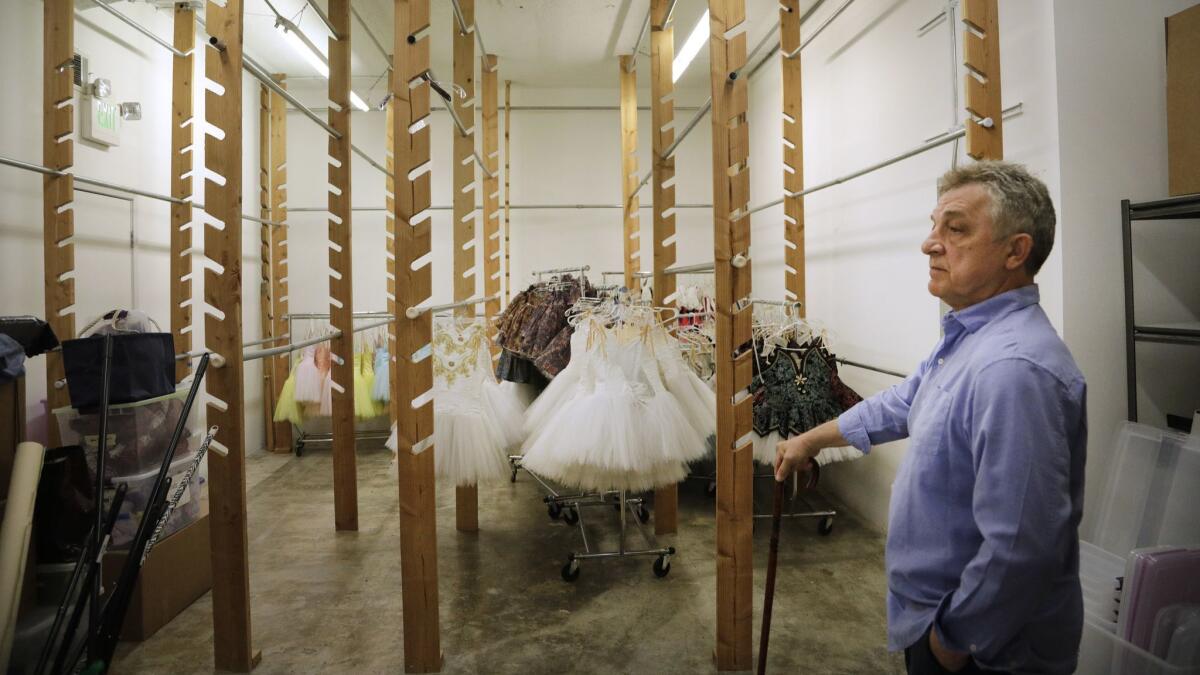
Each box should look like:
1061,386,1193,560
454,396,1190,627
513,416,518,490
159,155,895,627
664,262,715,275
351,144,393,178
785,0,858,58
627,9,651,69
836,358,908,379
285,203,713,212
243,317,394,362
91,1,186,56
404,294,501,319
728,20,783,81
448,0,470,33
0,154,285,226
631,97,714,197
243,54,342,139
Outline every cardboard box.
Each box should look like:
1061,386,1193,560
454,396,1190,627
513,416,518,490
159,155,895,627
101,514,211,641
1167,4,1200,196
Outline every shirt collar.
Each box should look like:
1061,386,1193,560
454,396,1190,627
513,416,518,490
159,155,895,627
943,284,1040,334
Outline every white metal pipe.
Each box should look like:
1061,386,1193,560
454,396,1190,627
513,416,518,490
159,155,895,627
404,294,500,319
90,1,186,57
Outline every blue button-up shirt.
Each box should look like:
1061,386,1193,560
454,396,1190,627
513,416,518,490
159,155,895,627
838,285,1087,674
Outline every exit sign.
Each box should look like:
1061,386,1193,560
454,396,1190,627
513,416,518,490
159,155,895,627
83,97,121,146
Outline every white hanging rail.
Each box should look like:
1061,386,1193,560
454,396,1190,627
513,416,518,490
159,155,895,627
664,262,715,275
87,0,187,57
744,103,1023,216
0,154,285,227
243,317,394,362
404,294,501,319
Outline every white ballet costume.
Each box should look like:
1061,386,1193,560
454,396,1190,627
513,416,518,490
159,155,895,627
520,319,704,493
650,326,716,439
386,319,522,486
293,346,324,404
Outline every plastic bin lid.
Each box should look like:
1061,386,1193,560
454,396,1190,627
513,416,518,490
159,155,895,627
52,386,189,416
1091,422,1200,559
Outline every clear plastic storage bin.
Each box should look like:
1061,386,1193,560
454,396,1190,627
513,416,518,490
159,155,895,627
1089,422,1200,558
53,388,197,479
109,454,205,548
1079,617,1200,675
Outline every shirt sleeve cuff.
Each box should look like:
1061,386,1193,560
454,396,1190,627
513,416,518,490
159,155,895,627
837,406,873,455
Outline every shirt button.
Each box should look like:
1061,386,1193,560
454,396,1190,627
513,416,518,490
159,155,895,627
937,358,945,366
970,644,978,653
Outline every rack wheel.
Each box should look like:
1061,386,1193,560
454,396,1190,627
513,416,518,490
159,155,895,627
635,504,651,523
510,469,518,483
547,502,562,520
294,441,305,457
706,481,717,497
561,558,580,582
562,508,579,526
818,516,835,536
652,555,671,578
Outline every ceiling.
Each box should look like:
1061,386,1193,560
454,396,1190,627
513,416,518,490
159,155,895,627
233,0,806,106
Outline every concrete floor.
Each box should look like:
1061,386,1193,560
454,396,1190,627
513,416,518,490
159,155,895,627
113,445,903,674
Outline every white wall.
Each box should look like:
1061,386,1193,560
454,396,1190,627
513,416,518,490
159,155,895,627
0,2,266,451
746,0,1064,530
1052,0,1200,536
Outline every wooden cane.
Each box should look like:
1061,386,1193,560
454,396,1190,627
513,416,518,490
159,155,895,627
758,477,787,675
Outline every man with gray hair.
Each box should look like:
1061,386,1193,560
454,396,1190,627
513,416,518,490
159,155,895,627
777,161,1086,674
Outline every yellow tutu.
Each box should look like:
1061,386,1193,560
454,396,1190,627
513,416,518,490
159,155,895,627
273,367,305,427
353,352,383,419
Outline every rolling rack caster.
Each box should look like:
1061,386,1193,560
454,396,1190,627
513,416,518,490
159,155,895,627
558,491,674,583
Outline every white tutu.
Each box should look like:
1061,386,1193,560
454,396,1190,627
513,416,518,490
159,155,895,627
521,325,589,438
653,331,716,438
293,347,324,403
388,317,521,486
520,319,703,492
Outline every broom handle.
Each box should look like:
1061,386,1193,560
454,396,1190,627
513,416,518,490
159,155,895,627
758,477,787,675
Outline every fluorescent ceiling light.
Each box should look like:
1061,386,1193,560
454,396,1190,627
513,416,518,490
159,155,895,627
277,20,329,78
275,19,371,112
673,9,709,83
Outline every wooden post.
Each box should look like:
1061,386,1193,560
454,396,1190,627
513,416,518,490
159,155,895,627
43,0,74,443
781,0,804,308
257,84,274,452
482,56,500,341
619,56,640,290
649,0,679,535
203,0,258,670
269,77,292,453
503,80,512,307
707,0,755,669
328,0,358,531
172,4,195,386
391,0,442,669
452,0,479,533
962,0,1003,160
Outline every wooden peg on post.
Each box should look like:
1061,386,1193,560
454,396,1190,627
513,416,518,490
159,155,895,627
708,0,755,669
962,0,1003,160
482,55,501,339
391,0,443,669
781,0,805,308
257,82,275,452
650,0,679,535
269,76,293,453
328,0,358,532
619,55,640,290
203,0,259,670
172,4,195,386
453,0,480,533
503,80,512,306
43,0,75,445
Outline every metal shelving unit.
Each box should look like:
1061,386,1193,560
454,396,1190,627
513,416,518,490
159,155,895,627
1121,192,1200,421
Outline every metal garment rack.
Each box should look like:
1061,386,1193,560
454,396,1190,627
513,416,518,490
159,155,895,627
284,311,393,456
506,456,673,582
